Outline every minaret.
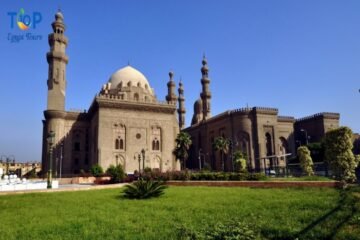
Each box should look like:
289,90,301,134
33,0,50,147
166,71,177,104
177,79,186,129
200,56,211,120
47,10,69,111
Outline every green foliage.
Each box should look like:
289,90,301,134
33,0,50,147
1,186,359,239
106,164,125,183
123,178,167,199
307,142,325,162
173,132,192,169
213,137,230,171
234,150,247,172
298,146,314,176
90,164,104,177
324,127,359,182
190,171,266,181
177,220,261,240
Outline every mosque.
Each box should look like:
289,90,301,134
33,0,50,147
42,12,183,175
42,11,340,175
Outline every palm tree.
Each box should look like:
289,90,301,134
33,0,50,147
173,132,192,169
213,136,230,172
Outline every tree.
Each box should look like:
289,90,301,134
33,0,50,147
297,146,314,176
233,150,247,172
213,137,230,172
173,132,192,169
324,126,360,182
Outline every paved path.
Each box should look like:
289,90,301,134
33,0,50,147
0,183,127,196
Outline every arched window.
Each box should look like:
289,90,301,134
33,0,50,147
265,133,272,156
152,140,156,150
156,140,160,151
119,139,124,150
134,93,139,101
279,137,288,161
115,139,120,149
152,138,160,151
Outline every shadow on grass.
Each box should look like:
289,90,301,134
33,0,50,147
292,187,358,240
261,187,359,240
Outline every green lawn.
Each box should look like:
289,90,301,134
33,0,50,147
0,186,359,240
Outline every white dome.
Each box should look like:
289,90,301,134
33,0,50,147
108,66,153,94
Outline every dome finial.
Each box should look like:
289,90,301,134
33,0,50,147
55,8,64,21
169,70,174,80
202,53,207,66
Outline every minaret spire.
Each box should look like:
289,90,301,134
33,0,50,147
177,78,186,129
166,71,177,104
200,55,211,120
46,10,68,111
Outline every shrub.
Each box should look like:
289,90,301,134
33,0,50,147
234,150,248,173
106,164,125,183
247,173,267,181
324,126,359,182
297,146,314,176
142,169,171,182
170,170,191,181
123,179,167,199
90,164,104,177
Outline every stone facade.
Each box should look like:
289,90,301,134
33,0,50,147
185,59,340,172
42,12,180,175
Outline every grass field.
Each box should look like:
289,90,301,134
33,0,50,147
0,186,359,240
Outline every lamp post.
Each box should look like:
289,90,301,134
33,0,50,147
47,130,55,189
60,141,63,179
138,154,141,173
300,129,309,145
198,148,202,170
141,149,145,171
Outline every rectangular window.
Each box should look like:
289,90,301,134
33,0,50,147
74,142,80,151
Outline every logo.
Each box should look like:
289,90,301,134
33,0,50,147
8,8,42,30
7,8,43,43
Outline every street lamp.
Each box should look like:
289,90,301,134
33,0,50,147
59,141,63,179
47,130,55,189
198,148,202,170
141,149,145,171
300,129,309,145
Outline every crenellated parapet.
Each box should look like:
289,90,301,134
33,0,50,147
296,112,340,122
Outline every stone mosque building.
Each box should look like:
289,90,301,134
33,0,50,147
42,11,340,175
42,12,183,175
185,58,340,172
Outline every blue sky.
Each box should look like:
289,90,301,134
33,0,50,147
0,0,359,162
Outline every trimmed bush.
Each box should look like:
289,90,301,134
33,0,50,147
90,164,104,177
298,146,314,176
123,179,167,199
324,126,359,182
106,164,125,183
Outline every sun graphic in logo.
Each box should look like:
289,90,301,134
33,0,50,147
17,8,31,30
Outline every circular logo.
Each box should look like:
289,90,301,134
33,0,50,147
17,8,31,31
